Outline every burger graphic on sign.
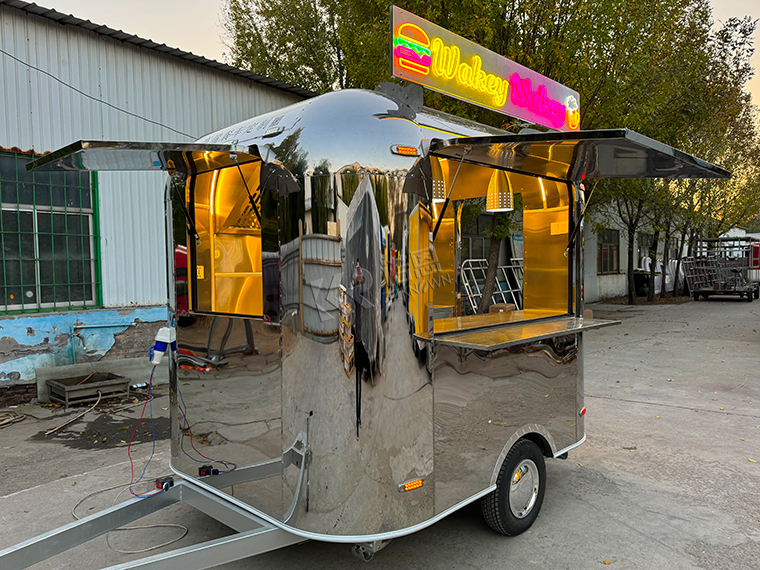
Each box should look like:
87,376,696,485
394,23,432,76
566,95,581,130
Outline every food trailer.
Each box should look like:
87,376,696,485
1,7,730,569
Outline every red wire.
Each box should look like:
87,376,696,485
126,366,168,498
126,386,152,486
178,399,236,472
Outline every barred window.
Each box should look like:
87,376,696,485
597,229,619,274
0,151,100,313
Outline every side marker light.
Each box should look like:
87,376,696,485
398,478,424,492
391,145,420,156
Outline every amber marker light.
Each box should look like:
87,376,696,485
398,478,425,492
391,145,420,156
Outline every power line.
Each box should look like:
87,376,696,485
0,47,195,139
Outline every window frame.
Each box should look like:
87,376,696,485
597,228,620,275
0,151,102,314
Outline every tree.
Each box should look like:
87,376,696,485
223,0,351,92
476,195,522,313
221,0,760,306
594,179,655,304
676,17,760,244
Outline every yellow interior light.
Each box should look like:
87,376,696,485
398,478,425,492
539,177,547,209
430,156,446,203
486,169,514,212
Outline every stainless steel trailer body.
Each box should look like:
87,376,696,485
2,87,729,569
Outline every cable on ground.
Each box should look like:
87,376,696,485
177,386,237,472
0,411,26,428
71,480,188,554
45,391,102,436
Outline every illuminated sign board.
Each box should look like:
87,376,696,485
391,6,581,131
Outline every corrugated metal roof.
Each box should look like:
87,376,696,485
0,0,318,99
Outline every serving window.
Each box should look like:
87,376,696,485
416,157,572,337
186,159,279,319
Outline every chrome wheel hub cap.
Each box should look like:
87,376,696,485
509,459,539,519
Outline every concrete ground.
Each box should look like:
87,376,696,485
1,297,758,569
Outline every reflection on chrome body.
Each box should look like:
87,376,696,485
171,89,615,538
30,87,736,542
173,315,285,519
433,335,579,512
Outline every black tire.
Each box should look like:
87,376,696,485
693,292,700,301
754,288,759,299
747,292,753,303
482,439,546,536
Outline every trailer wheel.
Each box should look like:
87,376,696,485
693,292,700,301
747,291,753,303
754,288,759,299
482,439,546,536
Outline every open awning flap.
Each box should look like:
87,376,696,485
428,129,731,183
26,140,301,196
26,141,259,175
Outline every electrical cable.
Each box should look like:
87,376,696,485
0,411,26,428
0,47,195,139
45,387,152,436
177,386,237,472
127,366,163,497
108,486,188,554
177,391,236,472
72,481,188,554
45,391,102,435
69,359,186,555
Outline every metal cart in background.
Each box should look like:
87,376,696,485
683,237,760,302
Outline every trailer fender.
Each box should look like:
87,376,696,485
489,425,557,486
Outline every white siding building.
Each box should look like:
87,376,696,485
0,0,312,400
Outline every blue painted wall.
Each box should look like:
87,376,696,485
0,307,168,383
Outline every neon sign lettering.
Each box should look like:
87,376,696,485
390,6,581,132
430,38,509,107
509,73,566,129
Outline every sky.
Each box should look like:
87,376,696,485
33,0,760,105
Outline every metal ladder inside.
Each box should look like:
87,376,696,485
461,258,523,314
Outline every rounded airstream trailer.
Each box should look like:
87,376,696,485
16,87,730,566
165,86,616,541
166,88,600,541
